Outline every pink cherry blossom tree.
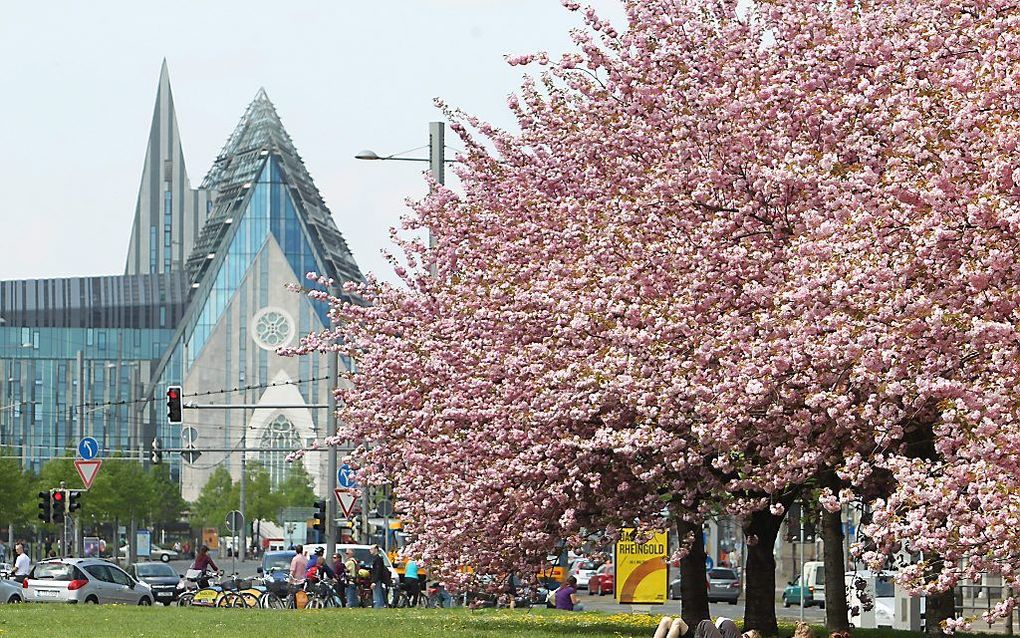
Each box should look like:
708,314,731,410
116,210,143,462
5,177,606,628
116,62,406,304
288,0,1020,633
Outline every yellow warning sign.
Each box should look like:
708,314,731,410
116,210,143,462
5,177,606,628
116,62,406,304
614,528,668,604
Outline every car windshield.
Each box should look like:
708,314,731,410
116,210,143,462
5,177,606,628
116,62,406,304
339,547,389,568
710,569,737,579
31,563,76,580
136,563,176,578
264,553,295,571
574,561,596,571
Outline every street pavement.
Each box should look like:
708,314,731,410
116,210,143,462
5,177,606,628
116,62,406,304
576,591,827,622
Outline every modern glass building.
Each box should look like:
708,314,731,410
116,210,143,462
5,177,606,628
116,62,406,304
0,62,364,498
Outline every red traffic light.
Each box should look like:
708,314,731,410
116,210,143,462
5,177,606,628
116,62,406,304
53,491,64,502
167,388,179,399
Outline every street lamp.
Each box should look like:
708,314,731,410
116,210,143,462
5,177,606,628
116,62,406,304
355,121,454,187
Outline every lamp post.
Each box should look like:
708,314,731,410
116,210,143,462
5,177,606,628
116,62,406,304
354,122,454,541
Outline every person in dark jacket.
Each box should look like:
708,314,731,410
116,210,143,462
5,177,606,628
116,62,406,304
370,545,388,608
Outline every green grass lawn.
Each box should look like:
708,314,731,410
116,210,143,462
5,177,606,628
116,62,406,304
0,605,661,638
0,605,971,638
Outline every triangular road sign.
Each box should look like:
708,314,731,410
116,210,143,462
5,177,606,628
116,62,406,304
75,459,102,490
335,489,358,519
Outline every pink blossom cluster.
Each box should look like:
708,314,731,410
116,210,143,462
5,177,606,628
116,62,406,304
286,0,1020,611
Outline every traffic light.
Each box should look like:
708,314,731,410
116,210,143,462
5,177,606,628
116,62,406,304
67,490,82,516
312,500,326,533
51,489,66,524
151,437,163,465
37,491,52,523
166,386,183,424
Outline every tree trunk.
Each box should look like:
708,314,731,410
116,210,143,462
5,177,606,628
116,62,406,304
925,557,956,636
677,518,710,628
821,498,850,630
744,497,796,636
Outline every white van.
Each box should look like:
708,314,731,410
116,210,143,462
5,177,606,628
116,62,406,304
803,561,825,608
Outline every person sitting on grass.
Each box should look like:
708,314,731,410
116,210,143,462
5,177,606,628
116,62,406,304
554,575,583,611
653,617,689,638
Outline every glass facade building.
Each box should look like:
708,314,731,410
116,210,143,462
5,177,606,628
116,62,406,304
0,65,364,496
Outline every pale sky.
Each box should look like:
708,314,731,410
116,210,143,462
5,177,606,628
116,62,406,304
0,0,625,285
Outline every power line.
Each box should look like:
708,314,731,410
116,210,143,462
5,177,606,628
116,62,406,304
80,374,334,410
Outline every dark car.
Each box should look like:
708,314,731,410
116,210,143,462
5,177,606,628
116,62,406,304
257,550,296,583
127,562,181,605
707,567,741,604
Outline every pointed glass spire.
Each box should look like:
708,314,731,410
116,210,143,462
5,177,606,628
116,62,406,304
124,61,210,276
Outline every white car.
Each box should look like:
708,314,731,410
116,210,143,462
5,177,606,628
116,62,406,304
24,558,153,604
119,544,179,563
569,559,598,589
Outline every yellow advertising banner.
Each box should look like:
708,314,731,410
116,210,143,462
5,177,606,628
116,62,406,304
614,528,668,604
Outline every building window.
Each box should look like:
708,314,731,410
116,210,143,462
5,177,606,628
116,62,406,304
258,415,300,488
251,308,295,351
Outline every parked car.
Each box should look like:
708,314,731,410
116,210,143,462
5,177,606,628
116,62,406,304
669,575,682,600
24,558,153,604
569,559,598,590
119,544,179,563
0,577,22,603
589,562,614,596
707,567,741,604
782,575,814,608
127,561,181,605
256,550,297,583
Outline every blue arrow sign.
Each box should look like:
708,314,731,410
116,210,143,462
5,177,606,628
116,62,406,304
78,437,100,461
337,464,357,489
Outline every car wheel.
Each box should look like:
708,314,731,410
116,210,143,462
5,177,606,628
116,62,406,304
160,554,170,563
85,596,99,604
783,595,791,608
730,599,738,605
819,601,826,609
8,594,21,603
139,597,152,606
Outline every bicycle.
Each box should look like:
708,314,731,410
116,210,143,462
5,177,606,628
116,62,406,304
305,577,343,609
177,569,244,608
397,579,426,608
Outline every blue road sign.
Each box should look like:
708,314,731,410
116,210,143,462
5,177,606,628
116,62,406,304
78,437,100,461
338,464,357,489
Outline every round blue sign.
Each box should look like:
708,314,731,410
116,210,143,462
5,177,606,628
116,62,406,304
337,464,357,488
78,437,100,461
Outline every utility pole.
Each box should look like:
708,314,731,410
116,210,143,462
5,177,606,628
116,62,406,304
76,351,85,439
239,405,247,559
325,347,338,559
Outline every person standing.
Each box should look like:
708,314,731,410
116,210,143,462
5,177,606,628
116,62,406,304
344,549,360,608
332,553,348,607
370,545,387,608
289,544,308,589
403,557,421,606
13,543,31,583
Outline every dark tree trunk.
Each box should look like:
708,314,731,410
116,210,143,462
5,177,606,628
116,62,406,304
744,495,797,636
821,484,850,630
678,518,711,628
925,558,956,636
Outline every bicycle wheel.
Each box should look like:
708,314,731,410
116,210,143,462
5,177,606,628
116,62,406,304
216,592,235,607
230,593,247,608
261,592,285,609
239,591,260,608
177,592,195,607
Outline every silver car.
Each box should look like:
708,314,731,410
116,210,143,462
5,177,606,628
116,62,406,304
25,558,153,605
0,577,23,603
